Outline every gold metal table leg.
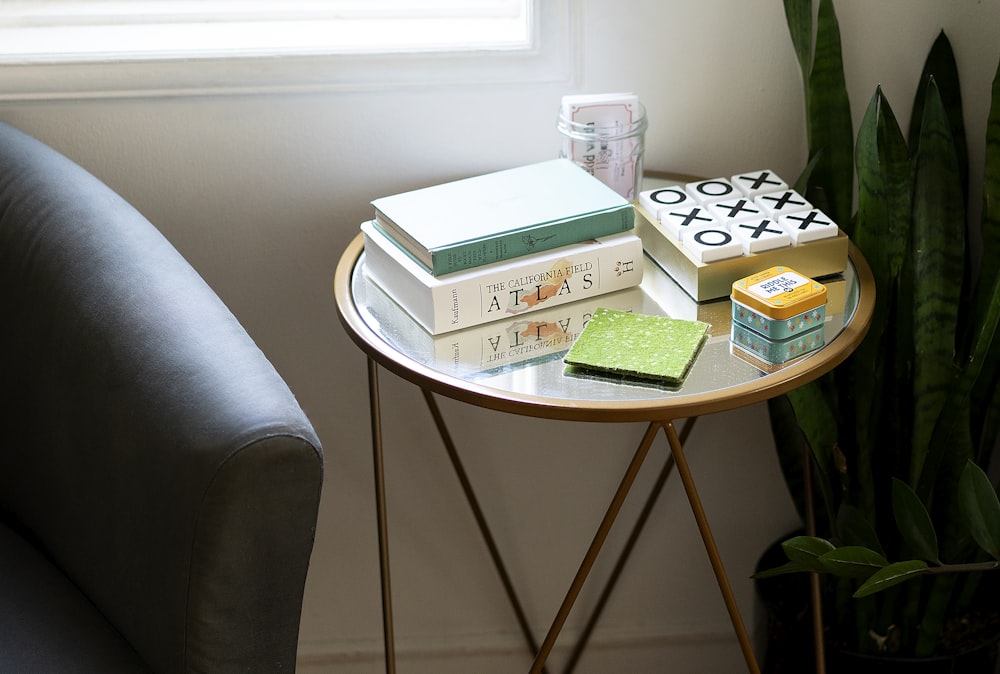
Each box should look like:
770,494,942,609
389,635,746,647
529,421,661,674
422,390,544,668
804,446,826,674
562,417,697,674
368,359,396,674
663,421,760,674
369,376,759,674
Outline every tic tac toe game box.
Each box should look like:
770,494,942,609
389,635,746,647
635,170,849,302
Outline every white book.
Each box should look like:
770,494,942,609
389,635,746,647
361,220,644,335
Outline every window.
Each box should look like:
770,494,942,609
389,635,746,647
0,0,575,100
0,0,533,61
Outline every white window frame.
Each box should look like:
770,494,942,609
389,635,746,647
0,0,577,101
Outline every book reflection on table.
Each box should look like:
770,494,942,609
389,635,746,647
362,278,664,379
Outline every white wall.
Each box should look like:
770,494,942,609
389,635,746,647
3,1,997,671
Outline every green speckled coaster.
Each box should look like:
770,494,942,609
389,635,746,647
563,308,710,385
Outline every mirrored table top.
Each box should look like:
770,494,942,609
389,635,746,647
335,197,874,423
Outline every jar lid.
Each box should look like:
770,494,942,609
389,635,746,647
731,266,827,319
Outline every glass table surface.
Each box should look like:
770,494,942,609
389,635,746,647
335,234,874,422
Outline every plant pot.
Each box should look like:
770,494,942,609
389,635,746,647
828,638,999,674
828,620,1000,674
825,585,1000,674
754,534,1000,674
754,530,816,673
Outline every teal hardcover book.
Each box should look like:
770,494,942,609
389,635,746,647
371,159,634,276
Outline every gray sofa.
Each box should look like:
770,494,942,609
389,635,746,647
0,122,324,672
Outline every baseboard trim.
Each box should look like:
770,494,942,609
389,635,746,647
298,626,738,669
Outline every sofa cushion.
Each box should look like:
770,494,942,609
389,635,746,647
0,521,150,672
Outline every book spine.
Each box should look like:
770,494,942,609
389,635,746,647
363,223,644,335
426,234,644,334
428,206,635,276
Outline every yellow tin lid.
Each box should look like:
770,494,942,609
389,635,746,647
731,266,827,319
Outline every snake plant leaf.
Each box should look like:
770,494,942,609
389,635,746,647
818,546,888,579
792,150,823,196
782,535,836,571
970,271,1000,468
783,0,813,90
766,395,814,527
916,574,962,658
978,57,1000,318
958,460,1000,560
922,235,1000,527
910,34,973,368
783,379,841,518
805,0,854,230
928,258,1000,502
909,77,966,488
855,87,911,293
892,478,940,563
836,503,885,557
908,32,968,203
921,190,1000,504
971,57,1000,465
852,87,911,474
853,560,930,598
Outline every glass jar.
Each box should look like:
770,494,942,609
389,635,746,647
557,99,647,200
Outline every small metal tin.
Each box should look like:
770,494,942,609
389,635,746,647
730,266,828,364
731,299,825,340
730,322,826,364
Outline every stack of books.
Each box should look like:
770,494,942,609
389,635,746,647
361,158,645,335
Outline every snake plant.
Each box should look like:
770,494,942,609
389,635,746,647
761,0,1000,659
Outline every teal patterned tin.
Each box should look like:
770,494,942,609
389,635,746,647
731,299,826,341
730,321,825,364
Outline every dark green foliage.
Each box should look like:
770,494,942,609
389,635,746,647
766,1,1000,659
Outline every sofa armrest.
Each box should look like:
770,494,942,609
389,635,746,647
0,121,324,672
